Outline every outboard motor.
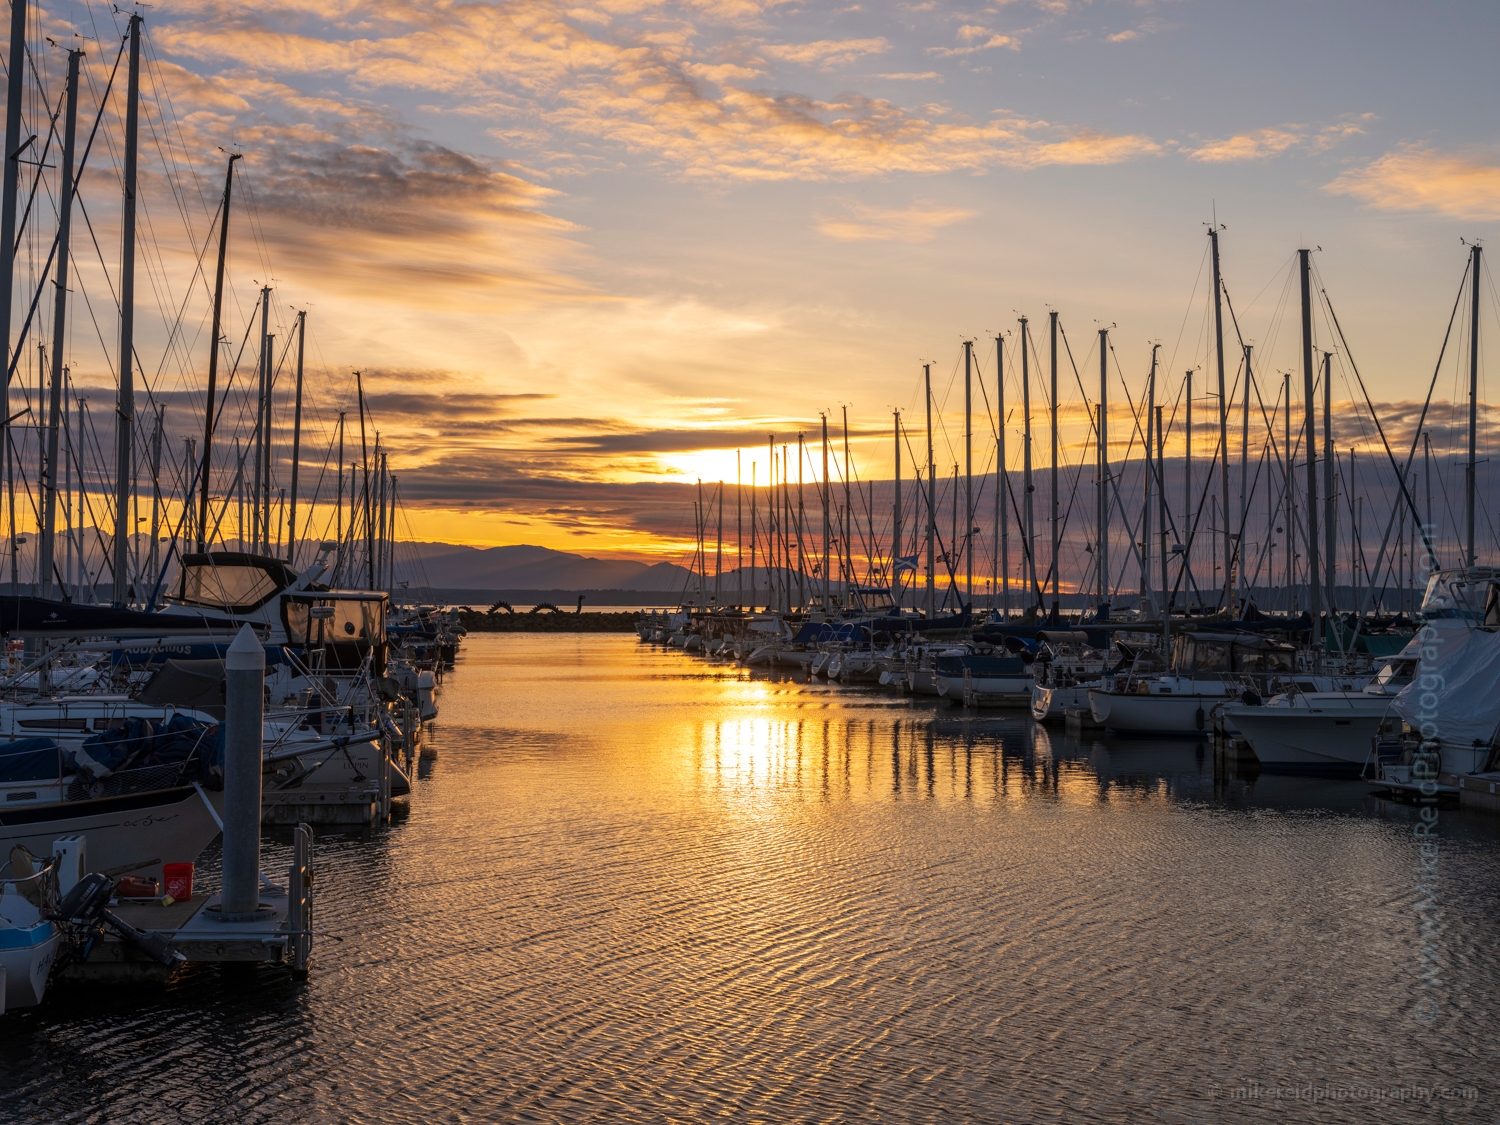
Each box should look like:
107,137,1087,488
53,872,184,967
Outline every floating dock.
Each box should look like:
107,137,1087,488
61,822,312,982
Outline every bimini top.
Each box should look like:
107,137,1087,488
173,552,303,614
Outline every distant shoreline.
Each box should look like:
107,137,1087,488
458,610,639,632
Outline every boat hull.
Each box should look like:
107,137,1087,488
0,786,222,882
1088,690,1226,736
1224,705,1385,775
937,673,1033,707
0,925,58,1009
1031,684,1095,722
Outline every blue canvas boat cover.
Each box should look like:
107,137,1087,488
0,738,70,783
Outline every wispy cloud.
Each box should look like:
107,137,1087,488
815,199,975,242
1188,127,1303,164
761,38,890,68
927,26,1020,56
156,1,1152,182
1187,118,1370,163
1325,145,1500,220
1107,16,1168,43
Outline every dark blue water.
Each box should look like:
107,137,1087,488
2,634,1496,1122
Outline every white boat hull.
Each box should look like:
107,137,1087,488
1031,684,1094,722
0,925,58,1009
907,671,940,696
0,785,222,883
1224,704,1386,774
937,673,1033,707
1089,689,1227,736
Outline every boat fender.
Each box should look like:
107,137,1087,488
1240,688,1263,706
1195,706,1205,731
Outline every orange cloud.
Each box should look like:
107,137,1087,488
815,200,975,242
1188,127,1302,163
154,1,1152,182
1325,145,1500,220
761,37,890,67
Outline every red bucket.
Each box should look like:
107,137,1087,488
163,862,194,902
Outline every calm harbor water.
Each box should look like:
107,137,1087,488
2,633,1498,1123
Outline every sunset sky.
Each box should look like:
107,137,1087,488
29,0,1500,572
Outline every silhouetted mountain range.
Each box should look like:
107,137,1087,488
391,543,699,592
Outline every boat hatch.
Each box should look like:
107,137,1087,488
174,552,300,614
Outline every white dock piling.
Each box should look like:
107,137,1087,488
219,624,267,921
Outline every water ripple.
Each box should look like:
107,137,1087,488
1,634,1496,1123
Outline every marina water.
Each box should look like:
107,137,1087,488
2,634,1496,1122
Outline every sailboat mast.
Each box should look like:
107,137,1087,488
113,14,142,605
997,333,1007,619
750,460,757,610
716,481,723,607
1210,226,1230,610
1143,347,1156,610
1048,311,1059,621
736,451,742,609
797,435,805,608
821,414,829,614
843,406,852,609
1300,248,1321,631
357,371,373,590
964,338,973,606
1158,405,1169,656
1467,243,1482,568
1021,318,1036,605
924,366,935,619
147,408,161,601
1284,373,1293,612
786,444,798,609
198,155,240,550
1239,344,1252,609
39,50,82,601
767,434,776,611
377,447,388,591
334,412,345,581
1183,369,1191,594
1323,351,1335,615
1098,328,1108,609
892,410,901,606
253,287,270,551
0,0,27,544
287,310,306,563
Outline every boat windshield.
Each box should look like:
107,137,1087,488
173,553,298,613
1420,568,1499,623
